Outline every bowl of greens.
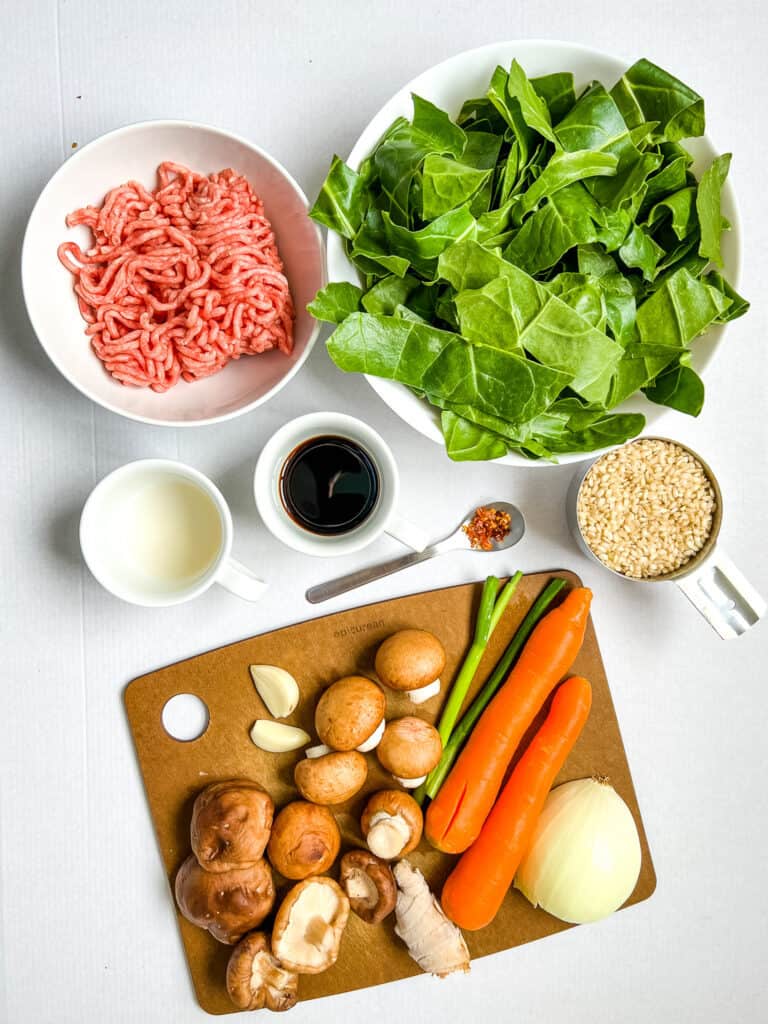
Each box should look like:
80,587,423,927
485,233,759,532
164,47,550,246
309,40,746,465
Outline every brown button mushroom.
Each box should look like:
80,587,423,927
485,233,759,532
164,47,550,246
375,629,446,704
294,750,368,805
226,931,299,1012
339,850,396,925
174,854,275,945
361,790,423,859
376,716,442,788
315,676,386,752
267,801,341,880
272,877,350,974
190,780,274,873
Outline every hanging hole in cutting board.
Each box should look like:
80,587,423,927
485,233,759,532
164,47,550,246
162,693,209,742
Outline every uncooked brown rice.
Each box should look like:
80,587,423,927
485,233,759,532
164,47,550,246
576,439,716,579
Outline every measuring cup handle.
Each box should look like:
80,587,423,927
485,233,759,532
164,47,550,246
216,556,268,602
675,547,766,639
385,514,430,552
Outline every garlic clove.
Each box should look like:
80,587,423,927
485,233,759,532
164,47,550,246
393,774,427,789
356,718,385,753
305,743,333,759
250,720,311,753
407,679,441,705
249,665,300,720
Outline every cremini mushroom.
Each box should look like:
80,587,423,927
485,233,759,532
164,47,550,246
376,716,442,788
267,801,340,880
226,931,299,1012
315,676,386,752
174,854,275,945
374,629,446,704
190,780,274,873
272,877,350,974
361,790,423,859
339,850,396,925
294,750,368,805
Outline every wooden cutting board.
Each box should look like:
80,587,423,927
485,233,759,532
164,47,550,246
124,571,656,1015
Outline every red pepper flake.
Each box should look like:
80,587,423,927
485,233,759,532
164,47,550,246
462,506,511,551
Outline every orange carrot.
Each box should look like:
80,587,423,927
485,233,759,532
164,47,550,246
425,587,592,853
441,675,592,930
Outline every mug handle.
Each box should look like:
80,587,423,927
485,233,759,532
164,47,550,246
216,556,268,602
675,547,766,639
385,514,430,552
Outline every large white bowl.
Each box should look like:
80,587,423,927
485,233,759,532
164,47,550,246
326,40,741,466
22,120,325,427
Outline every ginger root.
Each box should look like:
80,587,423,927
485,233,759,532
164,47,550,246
392,860,470,977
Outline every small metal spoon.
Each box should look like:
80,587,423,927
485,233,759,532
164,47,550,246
305,501,525,604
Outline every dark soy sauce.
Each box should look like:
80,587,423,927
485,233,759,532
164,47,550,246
280,435,379,535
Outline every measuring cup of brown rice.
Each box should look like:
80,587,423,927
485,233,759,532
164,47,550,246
566,437,765,639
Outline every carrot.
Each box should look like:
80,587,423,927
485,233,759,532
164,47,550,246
425,587,592,853
441,675,592,930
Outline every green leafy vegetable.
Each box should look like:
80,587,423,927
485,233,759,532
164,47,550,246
309,57,746,461
307,282,363,323
696,153,731,265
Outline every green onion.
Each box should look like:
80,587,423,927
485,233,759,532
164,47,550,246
422,577,568,802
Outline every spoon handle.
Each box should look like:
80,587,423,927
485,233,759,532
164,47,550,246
305,545,443,604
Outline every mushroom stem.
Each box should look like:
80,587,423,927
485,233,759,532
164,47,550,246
408,679,441,705
394,774,427,789
366,811,411,859
305,743,333,759
356,718,385,753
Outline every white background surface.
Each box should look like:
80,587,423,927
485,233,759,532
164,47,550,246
1,2,767,1022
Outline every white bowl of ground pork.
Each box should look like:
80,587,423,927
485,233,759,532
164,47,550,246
22,120,325,427
326,40,742,466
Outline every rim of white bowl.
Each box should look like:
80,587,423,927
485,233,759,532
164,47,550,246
21,118,326,428
328,39,743,467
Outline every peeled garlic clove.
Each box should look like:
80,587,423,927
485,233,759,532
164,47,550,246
407,679,441,705
250,720,311,753
393,774,427,789
356,719,385,753
249,665,300,719
305,743,333,759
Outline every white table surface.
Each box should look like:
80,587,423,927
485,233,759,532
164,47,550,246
2,2,767,1022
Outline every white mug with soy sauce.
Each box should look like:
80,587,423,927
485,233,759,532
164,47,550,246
254,412,429,557
566,437,766,639
80,459,267,606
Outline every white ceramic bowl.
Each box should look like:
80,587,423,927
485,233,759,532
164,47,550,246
22,120,325,426
326,40,741,466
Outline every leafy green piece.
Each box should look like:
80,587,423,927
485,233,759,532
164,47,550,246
555,83,658,207
696,153,731,265
421,155,492,219
531,72,576,122
703,270,749,322
619,224,665,281
361,274,418,315
517,150,618,216
326,313,569,426
505,183,606,274
524,398,646,453
453,267,623,403
643,351,704,415
307,282,363,323
350,210,410,277
309,156,369,239
382,206,477,278
646,186,698,240
441,411,508,461
641,156,690,211
487,65,535,167
504,59,557,141
411,94,466,158
547,273,607,329
637,267,732,345
610,58,705,141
